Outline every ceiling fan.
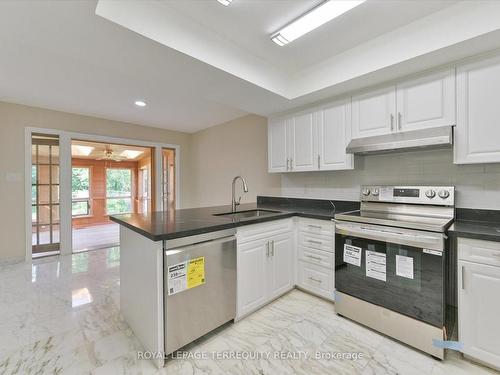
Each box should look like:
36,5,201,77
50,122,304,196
95,146,127,162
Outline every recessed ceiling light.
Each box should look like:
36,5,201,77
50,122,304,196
134,100,147,107
217,0,233,5
271,0,366,46
121,150,144,159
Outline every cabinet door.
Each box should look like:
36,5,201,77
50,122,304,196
396,69,455,132
237,240,268,318
455,54,500,164
268,118,289,173
459,260,500,368
351,86,396,139
268,232,294,300
290,112,316,172
317,100,354,171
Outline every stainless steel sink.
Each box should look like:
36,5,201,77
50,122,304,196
213,209,280,220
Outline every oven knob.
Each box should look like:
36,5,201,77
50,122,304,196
438,190,450,199
362,188,371,196
425,189,436,199
371,188,379,196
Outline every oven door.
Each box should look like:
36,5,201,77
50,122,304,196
335,221,446,327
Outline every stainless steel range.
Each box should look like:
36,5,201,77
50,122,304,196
334,185,455,359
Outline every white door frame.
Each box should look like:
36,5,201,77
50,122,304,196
25,127,181,260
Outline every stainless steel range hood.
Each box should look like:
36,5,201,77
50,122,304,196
346,126,453,155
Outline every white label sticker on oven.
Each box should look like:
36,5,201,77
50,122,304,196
366,251,386,282
344,244,362,267
423,249,443,256
396,255,414,279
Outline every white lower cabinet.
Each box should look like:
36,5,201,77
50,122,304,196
236,219,294,319
236,217,335,319
296,218,335,301
458,238,500,370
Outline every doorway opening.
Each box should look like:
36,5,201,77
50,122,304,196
162,148,176,212
71,140,154,252
31,133,61,257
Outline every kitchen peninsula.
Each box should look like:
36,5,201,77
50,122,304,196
110,197,358,367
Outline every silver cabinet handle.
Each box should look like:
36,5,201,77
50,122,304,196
286,158,289,171
308,276,322,283
290,158,293,170
390,113,394,131
308,239,322,245
271,240,275,256
307,224,322,229
317,155,320,169
398,112,402,130
461,265,465,289
305,254,322,261
266,241,270,257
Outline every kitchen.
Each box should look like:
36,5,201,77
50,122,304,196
1,0,500,374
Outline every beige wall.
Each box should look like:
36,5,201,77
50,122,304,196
189,114,281,208
0,101,192,262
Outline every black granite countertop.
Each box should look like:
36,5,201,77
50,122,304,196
448,208,500,242
110,196,359,242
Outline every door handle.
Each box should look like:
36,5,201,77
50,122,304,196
290,158,293,170
271,240,275,256
461,265,465,289
390,113,394,131
398,112,402,130
286,158,290,171
266,241,270,257
317,155,320,169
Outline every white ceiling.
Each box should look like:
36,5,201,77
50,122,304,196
2,1,500,133
166,0,456,74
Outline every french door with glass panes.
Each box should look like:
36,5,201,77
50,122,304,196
32,134,60,254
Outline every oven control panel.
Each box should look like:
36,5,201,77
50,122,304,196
360,185,455,206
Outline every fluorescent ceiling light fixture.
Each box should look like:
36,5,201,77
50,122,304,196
271,0,366,46
71,145,94,156
217,0,233,5
121,150,144,159
134,100,147,107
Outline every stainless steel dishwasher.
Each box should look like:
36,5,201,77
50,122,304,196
164,228,237,355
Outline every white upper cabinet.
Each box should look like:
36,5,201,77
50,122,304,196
455,54,500,164
290,112,316,172
268,117,289,173
317,100,354,171
351,86,396,139
396,69,456,132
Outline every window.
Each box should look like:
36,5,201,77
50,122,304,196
106,168,132,214
72,167,90,216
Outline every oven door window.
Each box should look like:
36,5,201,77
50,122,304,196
335,234,444,327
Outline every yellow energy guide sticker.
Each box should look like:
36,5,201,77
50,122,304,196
187,257,205,289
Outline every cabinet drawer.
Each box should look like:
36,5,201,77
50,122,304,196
458,238,500,267
298,231,333,253
297,246,333,268
298,218,334,237
297,261,334,300
237,219,293,244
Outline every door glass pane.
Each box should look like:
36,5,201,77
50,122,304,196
51,166,60,184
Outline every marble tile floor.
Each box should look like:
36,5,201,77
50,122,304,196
0,247,497,375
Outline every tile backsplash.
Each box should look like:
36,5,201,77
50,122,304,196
281,149,500,209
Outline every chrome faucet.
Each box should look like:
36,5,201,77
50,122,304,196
231,176,249,212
